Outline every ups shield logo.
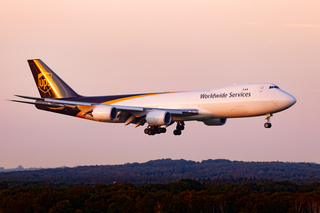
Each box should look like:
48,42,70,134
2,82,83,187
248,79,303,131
38,72,52,93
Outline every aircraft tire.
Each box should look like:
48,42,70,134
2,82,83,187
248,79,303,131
178,125,185,131
173,130,181,135
264,123,272,128
148,130,155,135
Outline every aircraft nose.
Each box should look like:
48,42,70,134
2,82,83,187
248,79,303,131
276,91,296,110
288,94,297,107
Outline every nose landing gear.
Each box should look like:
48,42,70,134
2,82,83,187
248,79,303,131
264,113,273,128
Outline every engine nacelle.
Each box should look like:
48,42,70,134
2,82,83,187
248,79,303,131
203,118,227,126
92,105,118,122
146,111,172,126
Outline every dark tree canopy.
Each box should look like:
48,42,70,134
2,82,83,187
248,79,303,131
1,159,319,185
1,179,320,213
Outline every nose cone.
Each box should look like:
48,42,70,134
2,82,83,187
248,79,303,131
288,94,297,107
276,91,296,110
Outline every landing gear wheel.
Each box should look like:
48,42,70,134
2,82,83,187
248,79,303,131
148,129,156,135
144,128,149,134
173,130,181,135
177,125,185,131
264,123,272,128
144,126,167,135
176,121,185,131
264,113,273,129
160,128,167,133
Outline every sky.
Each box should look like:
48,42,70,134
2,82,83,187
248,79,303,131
1,0,319,169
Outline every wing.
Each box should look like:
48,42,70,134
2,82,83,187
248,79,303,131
11,95,199,126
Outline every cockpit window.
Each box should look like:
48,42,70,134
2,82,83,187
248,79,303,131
269,86,280,89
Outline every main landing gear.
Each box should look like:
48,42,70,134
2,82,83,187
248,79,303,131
144,126,167,135
264,113,272,128
173,121,185,136
144,121,186,136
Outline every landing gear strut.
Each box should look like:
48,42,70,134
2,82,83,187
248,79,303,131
173,121,185,135
264,113,272,128
144,126,166,135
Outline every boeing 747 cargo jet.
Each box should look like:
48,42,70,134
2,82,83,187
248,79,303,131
11,59,296,135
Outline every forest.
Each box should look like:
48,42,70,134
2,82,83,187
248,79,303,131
1,159,320,185
2,159,320,212
1,179,320,213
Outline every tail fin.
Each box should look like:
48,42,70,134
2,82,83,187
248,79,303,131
28,59,80,99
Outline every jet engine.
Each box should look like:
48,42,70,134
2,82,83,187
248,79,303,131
92,105,118,121
203,118,227,126
146,111,172,126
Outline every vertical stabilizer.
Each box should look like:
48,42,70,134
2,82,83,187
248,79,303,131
28,59,80,99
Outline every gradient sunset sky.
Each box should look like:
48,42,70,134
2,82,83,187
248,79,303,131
1,0,319,168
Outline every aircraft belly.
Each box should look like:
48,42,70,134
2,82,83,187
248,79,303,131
198,99,273,118
197,100,248,118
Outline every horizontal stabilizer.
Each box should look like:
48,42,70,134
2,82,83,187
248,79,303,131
15,95,45,101
15,95,92,106
10,100,64,108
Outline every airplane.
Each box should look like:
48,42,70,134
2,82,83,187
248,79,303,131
10,59,296,136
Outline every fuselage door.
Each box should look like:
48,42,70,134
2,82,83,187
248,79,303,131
259,86,264,92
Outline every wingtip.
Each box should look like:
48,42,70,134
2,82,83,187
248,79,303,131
15,94,27,99
8,99,20,103
14,95,44,101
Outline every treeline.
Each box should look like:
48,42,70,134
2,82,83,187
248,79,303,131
1,159,320,185
1,179,320,213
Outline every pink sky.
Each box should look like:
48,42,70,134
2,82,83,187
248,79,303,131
1,0,320,168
